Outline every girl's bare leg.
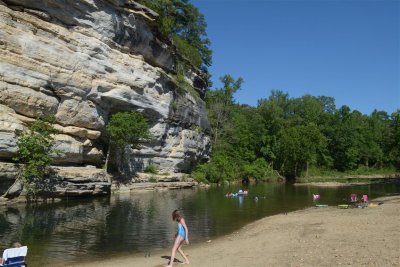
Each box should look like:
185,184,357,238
178,243,189,264
166,236,183,267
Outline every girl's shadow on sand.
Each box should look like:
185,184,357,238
153,256,184,267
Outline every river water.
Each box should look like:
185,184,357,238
0,182,399,266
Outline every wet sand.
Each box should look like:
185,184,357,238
74,195,400,267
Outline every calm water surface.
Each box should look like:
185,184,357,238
0,182,399,266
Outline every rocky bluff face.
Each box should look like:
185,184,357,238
0,1,211,179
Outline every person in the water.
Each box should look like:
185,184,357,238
166,209,190,266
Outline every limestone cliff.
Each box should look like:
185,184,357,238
0,0,211,197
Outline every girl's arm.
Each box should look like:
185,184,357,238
181,218,189,244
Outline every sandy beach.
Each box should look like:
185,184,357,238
75,195,400,267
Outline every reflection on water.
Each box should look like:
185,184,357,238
0,183,399,266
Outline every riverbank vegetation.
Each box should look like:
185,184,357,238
193,75,400,183
13,116,59,195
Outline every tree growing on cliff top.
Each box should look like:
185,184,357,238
137,0,212,69
13,116,58,196
106,112,152,175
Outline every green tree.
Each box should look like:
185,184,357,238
388,110,400,169
257,90,291,167
137,0,212,68
206,75,243,145
354,111,388,168
277,124,327,179
326,106,361,171
193,75,250,182
230,105,265,163
13,116,58,195
290,95,326,126
106,112,152,174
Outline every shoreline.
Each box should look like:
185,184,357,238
301,173,400,179
295,174,400,187
295,180,400,187
71,194,400,267
294,181,372,187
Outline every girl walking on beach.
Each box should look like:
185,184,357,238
166,209,189,266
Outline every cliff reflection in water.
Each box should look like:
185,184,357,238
0,190,201,267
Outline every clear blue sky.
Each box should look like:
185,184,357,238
192,0,400,115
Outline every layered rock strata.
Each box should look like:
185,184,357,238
0,162,110,198
0,0,211,198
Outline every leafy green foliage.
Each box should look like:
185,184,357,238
388,110,400,169
277,124,327,178
144,163,159,174
106,112,152,149
206,75,243,145
173,36,203,68
242,158,273,181
173,73,201,101
148,176,158,183
137,0,212,69
14,116,58,195
193,153,239,183
105,112,152,176
195,75,399,183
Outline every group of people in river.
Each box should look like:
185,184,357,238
225,189,269,203
225,189,248,197
312,192,378,208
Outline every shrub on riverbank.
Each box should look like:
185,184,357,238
13,116,59,195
